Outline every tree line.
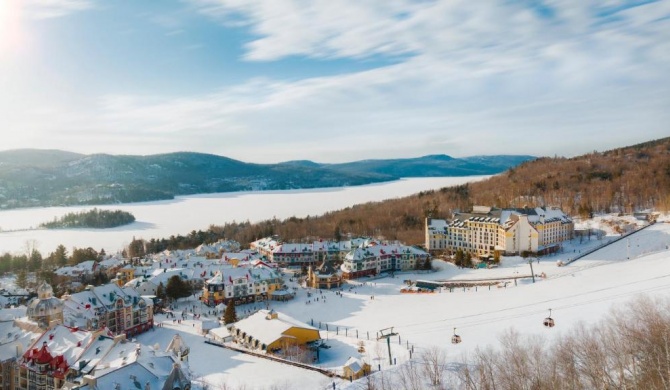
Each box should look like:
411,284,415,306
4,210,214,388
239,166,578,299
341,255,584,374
39,208,135,229
0,243,110,294
0,244,107,274
7,137,669,267
124,137,670,256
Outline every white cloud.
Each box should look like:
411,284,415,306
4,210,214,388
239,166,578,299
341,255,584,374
190,0,669,73
1,0,668,162
29,49,662,162
22,0,93,19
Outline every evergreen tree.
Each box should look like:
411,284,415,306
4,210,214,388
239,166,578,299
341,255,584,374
15,268,28,289
38,268,56,289
69,247,98,266
93,272,109,286
422,257,432,270
454,249,464,267
128,238,146,258
334,225,342,241
54,244,68,268
29,250,42,272
156,282,167,301
223,300,238,324
0,253,12,274
464,252,473,268
166,275,190,301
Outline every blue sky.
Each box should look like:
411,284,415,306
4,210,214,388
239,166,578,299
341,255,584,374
0,0,668,163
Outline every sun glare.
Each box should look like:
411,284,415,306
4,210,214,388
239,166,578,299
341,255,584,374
0,0,24,56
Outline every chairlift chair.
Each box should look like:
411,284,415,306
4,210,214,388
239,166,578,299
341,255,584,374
543,309,555,328
451,327,462,344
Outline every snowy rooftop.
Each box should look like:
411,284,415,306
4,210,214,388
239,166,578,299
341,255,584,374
345,244,429,261
25,325,93,366
232,310,318,347
0,317,37,362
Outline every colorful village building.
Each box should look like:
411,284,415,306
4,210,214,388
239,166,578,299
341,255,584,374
230,310,321,356
306,261,343,289
201,266,285,306
62,282,154,337
13,325,104,390
0,308,36,390
340,244,430,279
250,237,352,267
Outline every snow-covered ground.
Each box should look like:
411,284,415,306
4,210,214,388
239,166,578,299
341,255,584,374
124,218,670,389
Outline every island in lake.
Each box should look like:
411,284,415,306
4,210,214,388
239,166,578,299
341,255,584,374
40,208,136,229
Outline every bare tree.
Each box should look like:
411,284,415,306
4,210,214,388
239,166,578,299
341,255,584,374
456,296,670,390
420,346,447,388
394,360,423,390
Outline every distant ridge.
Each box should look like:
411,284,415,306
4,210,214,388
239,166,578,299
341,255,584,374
193,136,670,248
0,149,534,210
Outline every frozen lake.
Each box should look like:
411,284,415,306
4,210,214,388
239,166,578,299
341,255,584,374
0,176,487,255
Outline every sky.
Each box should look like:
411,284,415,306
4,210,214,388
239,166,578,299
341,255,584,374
0,0,668,163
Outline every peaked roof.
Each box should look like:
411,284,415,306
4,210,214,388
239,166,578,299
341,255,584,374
162,363,190,390
314,261,338,276
233,310,318,346
344,356,365,372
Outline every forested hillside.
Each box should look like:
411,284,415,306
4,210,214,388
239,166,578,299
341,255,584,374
205,137,670,247
0,150,530,210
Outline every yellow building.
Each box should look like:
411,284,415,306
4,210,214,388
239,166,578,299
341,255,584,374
426,206,573,258
201,266,284,306
115,265,135,286
307,261,342,289
343,357,371,380
230,310,320,353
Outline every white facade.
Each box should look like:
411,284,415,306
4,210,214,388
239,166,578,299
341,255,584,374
426,206,573,257
340,244,430,279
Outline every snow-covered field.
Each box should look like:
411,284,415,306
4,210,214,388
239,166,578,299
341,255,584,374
0,176,487,254
133,219,670,389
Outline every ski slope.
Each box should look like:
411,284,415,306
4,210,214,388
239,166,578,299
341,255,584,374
137,220,670,389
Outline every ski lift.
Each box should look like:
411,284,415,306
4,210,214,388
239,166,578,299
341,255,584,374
543,309,555,328
451,327,461,344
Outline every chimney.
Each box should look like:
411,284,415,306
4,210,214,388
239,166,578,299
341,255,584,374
82,375,97,388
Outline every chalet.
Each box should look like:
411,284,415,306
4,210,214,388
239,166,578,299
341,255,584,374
201,266,284,306
343,357,371,380
0,308,37,390
69,337,191,390
13,325,102,390
307,261,342,289
62,283,153,337
250,237,354,267
340,244,430,279
230,310,320,353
